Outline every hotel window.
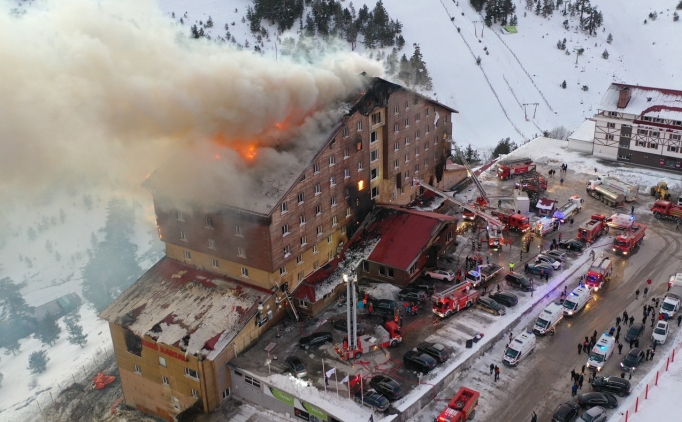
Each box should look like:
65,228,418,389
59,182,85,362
358,161,364,171
651,131,660,138
444,115,448,123
425,157,430,167
371,186,379,199
159,357,166,367
642,116,652,121
637,129,648,135
282,224,290,236
332,216,338,226
314,163,321,174
343,127,349,138
648,143,658,149
405,100,410,109
180,230,187,241
298,271,305,282
434,137,439,146
313,260,319,270
346,207,352,218
280,267,287,275
317,226,323,236
394,160,399,169
609,111,618,116
607,122,616,128
329,155,336,166
416,113,421,122
300,214,307,225
315,205,322,215
425,142,429,151
425,125,430,133
394,105,399,114
370,150,379,162
606,135,614,140
205,217,214,229
404,136,410,146
327,234,333,244
313,244,319,254
134,365,141,374
405,153,410,163
446,231,453,242
331,196,337,207
237,247,246,258
371,168,378,180
183,250,191,260
330,138,336,148
344,168,350,179
404,118,410,127
281,202,288,213
192,389,200,399
162,376,169,386
425,107,430,116
327,250,334,261
297,192,304,204
394,142,399,152
244,376,261,388
330,176,336,186
394,123,399,133
671,134,681,141
637,141,646,147
315,184,321,195
341,226,347,235
356,121,363,131
415,164,420,174
235,225,243,236
208,238,215,249
176,211,184,221
283,245,291,257
241,267,249,277
668,146,678,152
185,368,199,380
362,261,369,271
415,130,420,140
212,258,220,267
296,255,303,265
404,170,410,179
344,148,350,159
415,146,420,156
379,266,386,276
388,268,395,278
371,112,382,125
370,131,379,144
222,389,231,399
301,235,307,246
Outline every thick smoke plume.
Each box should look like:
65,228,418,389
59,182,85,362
0,0,383,203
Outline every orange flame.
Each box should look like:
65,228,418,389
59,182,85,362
212,134,259,163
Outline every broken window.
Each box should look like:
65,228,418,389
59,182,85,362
124,328,142,357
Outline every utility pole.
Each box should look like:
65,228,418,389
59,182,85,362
522,103,539,120
574,46,583,66
472,20,480,38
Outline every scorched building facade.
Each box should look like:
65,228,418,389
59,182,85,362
100,77,456,421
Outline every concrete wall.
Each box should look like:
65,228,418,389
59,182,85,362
567,139,594,153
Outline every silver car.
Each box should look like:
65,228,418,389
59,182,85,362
579,406,607,422
540,250,567,263
536,254,561,270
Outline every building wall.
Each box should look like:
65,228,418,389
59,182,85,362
296,282,346,317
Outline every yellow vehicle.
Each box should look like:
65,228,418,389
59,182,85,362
650,182,672,200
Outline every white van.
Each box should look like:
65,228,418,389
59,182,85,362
503,330,536,366
533,302,564,336
587,333,615,372
606,213,635,229
562,286,592,316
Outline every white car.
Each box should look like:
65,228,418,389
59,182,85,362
535,254,561,270
424,268,455,282
652,321,669,345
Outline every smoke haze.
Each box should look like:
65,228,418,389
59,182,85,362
0,0,383,203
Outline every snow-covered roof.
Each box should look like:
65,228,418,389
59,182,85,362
536,198,556,210
598,84,682,120
99,258,271,360
568,120,596,142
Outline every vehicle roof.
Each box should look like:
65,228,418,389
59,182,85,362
493,291,517,298
656,321,668,328
285,356,303,363
601,376,629,385
628,323,644,330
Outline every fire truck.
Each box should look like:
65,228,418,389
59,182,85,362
576,214,609,244
435,387,480,422
491,209,531,232
585,258,612,291
336,321,402,360
497,157,535,180
515,172,548,191
651,200,682,224
432,281,479,318
613,223,646,256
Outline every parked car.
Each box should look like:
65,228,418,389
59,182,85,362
476,297,506,316
524,262,555,276
353,390,390,412
369,375,404,401
403,350,437,374
536,254,562,270
551,401,580,422
558,239,585,252
624,323,645,342
652,321,669,345
578,406,607,422
489,291,518,307
372,299,398,316
577,392,618,409
590,376,631,397
407,279,436,295
541,250,567,262
299,332,333,350
620,348,645,372
398,288,428,303
417,341,450,363
284,356,307,379
424,268,455,281
505,272,533,291
332,319,365,336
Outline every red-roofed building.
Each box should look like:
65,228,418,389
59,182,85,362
354,206,457,286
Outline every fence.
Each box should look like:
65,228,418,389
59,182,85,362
611,340,682,422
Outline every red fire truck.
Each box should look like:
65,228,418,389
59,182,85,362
491,209,531,232
577,214,610,244
432,281,479,318
585,258,612,291
436,387,480,422
613,223,646,256
651,200,682,223
497,157,535,180
336,321,402,360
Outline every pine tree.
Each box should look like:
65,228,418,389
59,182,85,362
525,0,534,11
0,277,32,320
510,14,518,26
602,49,609,59
471,0,486,12
410,44,433,90
675,11,680,21
28,350,49,374
492,138,517,158
3,336,21,356
561,80,567,89
678,0,682,10
190,24,200,38
205,15,213,28
398,54,412,86
607,33,613,43
535,1,542,15
65,315,88,348
36,312,61,346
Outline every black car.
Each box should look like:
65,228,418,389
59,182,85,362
577,392,618,409
331,320,365,336
369,375,404,401
353,390,390,412
524,262,554,276
407,280,436,295
558,239,584,252
489,291,518,307
476,297,506,315
372,299,398,316
590,376,631,397
505,272,533,291
624,323,645,342
417,341,450,363
398,288,427,303
552,401,580,422
403,350,437,374
620,348,645,372
284,356,307,378
299,332,333,349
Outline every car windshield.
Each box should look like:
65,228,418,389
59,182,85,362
580,412,597,422
563,300,577,310
535,318,549,328
294,363,305,371
614,239,628,247
627,328,639,336
654,328,666,335
662,302,675,311
505,347,520,359
589,352,605,363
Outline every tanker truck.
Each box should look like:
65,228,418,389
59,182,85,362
586,184,625,208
